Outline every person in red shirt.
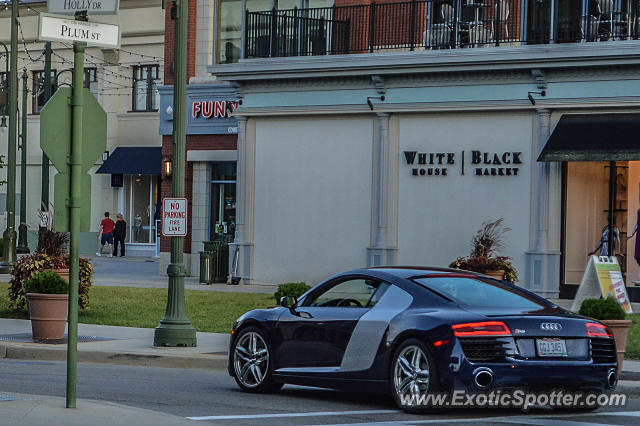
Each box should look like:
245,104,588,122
97,212,116,257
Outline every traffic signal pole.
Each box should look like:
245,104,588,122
0,0,19,273
154,0,197,347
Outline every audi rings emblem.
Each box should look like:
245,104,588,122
540,322,562,331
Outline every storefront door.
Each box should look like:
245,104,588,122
123,174,159,245
210,162,236,242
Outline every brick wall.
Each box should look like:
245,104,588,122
163,0,198,85
161,134,238,254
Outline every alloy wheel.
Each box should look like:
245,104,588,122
393,344,431,405
233,331,270,388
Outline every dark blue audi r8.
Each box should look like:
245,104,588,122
228,267,618,410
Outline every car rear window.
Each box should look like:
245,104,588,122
413,277,546,309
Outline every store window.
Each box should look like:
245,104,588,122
31,69,57,114
563,161,636,285
210,162,236,241
132,65,160,112
0,72,7,116
123,174,159,244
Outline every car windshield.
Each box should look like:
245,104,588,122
413,276,546,310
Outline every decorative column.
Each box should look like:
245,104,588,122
525,109,561,298
367,113,396,266
229,116,253,283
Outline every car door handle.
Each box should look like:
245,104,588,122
297,311,313,319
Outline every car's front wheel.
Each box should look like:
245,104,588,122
231,326,282,393
390,338,439,413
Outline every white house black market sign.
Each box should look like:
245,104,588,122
404,150,523,177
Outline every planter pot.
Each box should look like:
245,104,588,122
602,319,632,374
26,293,69,340
49,268,70,283
484,270,506,280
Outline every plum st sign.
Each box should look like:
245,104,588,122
48,0,120,15
163,198,188,237
39,13,121,49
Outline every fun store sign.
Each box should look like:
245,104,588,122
159,84,240,136
403,150,524,178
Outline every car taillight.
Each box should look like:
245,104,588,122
586,322,613,338
452,321,511,337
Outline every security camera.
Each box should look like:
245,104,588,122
367,98,374,110
528,93,535,105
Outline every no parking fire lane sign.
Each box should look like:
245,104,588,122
163,198,188,237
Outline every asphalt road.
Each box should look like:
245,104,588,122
1,359,639,425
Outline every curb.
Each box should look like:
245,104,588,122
0,343,228,370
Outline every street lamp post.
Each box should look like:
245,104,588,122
154,0,197,347
0,0,19,273
17,69,29,254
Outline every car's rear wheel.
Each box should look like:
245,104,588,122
231,326,282,393
390,338,439,413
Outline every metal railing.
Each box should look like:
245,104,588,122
244,0,640,58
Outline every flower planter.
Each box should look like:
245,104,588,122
26,293,69,340
602,319,632,374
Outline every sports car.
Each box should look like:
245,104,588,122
228,267,618,410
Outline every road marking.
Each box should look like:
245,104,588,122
186,409,399,421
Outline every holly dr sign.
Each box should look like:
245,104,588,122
163,198,188,237
48,0,120,15
39,14,121,49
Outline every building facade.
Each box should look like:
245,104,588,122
160,0,640,301
0,0,165,256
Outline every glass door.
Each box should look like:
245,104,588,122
210,162,237,242
124,174,157,244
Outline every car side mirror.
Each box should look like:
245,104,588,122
280,295,297,309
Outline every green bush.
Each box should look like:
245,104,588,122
25,271,69,294
8,253,93,310
579,297,626,320
274,282,310,304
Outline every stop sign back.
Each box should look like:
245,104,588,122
162,198,188,237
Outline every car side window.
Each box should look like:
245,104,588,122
305,278,383,308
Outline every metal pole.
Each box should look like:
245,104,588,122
608,161,616,257
17,69,29,254
154,0,197,347
0,0,19,273
41,42,52,221
66,38,85,409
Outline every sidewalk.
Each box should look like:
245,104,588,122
2,392,190,426
0,319,229,370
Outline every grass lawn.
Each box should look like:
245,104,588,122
627,313,640,359
0,283,274,333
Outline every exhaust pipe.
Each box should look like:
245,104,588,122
473,368,494,389
607,369,617,388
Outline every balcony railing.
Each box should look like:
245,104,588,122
245,0,640,58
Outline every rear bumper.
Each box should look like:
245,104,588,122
450,360,617,392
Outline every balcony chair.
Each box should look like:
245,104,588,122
595,0,626,40
431,3,458,48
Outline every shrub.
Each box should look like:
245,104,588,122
25,271,69,294
274,282,310,304
579,297,626,320
36,228,68,257
8,253,93,311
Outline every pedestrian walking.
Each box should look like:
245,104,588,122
113,213,127,257
97,212,115,257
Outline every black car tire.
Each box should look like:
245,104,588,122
390,338,440,413
231,326,283,393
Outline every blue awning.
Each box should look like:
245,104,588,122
96,147,162,175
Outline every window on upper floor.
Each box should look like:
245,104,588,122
132,64,160,112
84,67,98,95
32,69,57,115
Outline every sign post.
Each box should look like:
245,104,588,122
38,5,119,408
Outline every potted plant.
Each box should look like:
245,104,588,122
449,218,518,283
37,226,70,282
25,270,69,340
579,297,632,373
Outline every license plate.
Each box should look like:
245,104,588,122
536,338,568,357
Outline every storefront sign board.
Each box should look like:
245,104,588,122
47,0,120,15
571,256,633,313
39,14,121,49
163,198,188,237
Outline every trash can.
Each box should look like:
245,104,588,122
199,251,215,284
209,240,230,283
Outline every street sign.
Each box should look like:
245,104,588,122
162,198,188,237
48,0,120,15
39,13,121,49
40,87,107,173
40,87,106,232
